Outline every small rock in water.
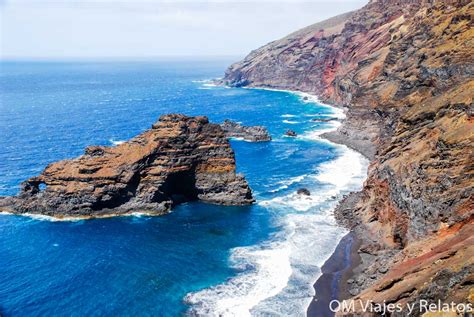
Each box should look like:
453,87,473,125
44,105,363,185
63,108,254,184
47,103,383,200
297,188,311,196
220,119,271,142
285,129,297,137
311,118,337,122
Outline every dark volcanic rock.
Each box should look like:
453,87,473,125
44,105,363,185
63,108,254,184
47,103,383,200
285,129,297,137
3,114,254,218
311,117,338,123
220,120,271,142
297,188,311,196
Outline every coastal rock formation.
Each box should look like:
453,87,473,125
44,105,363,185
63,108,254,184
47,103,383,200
220,119,271,142
297,188,311,196
2,114,254,218
222,0,474,314
285,129,297,137
311,117,337,123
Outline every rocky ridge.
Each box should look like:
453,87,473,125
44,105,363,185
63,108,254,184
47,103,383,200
220,119,272,142
0,114,254,218
222,0,473,315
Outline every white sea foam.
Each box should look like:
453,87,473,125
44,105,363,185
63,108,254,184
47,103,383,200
186,241,292,317
186,147,368,316
244,87,346,120
0,211,85,222
192,79,218,84
194,79,219,89
293,92,345,120
299,120,342,141
269,175,307,193
315,146,368,188
282,120,299,124
228,137,256,143
251,213,348,316
0,210,154,222
260,146,368,212
281,114,297,118
186,87,368,316
110,139,125,146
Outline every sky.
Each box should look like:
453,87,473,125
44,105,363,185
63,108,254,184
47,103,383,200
0,0,367,60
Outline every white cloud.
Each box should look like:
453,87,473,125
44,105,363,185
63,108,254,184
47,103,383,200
1,0,367,59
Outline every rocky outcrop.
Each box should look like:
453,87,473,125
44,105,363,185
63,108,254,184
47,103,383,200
297,188,311,196
222,0,473,314
1,114,254,218
311,118,337,123
220,120,271,142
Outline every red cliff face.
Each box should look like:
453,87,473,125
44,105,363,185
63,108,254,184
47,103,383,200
224,0,473,313
1,114,254,218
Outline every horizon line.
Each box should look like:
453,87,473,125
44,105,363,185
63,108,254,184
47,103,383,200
0,55,245,62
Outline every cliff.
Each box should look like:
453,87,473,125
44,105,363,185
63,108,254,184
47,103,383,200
223,0,473,314
0,114,254,218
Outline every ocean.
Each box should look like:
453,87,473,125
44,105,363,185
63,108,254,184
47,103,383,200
0,60,368,316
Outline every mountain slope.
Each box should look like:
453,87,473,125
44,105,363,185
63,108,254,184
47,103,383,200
223,0,473,314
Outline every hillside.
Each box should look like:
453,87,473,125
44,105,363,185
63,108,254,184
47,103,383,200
223,0,474,314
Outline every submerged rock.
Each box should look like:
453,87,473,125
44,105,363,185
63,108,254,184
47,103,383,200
311,118,337,122
220,119,271,142
297,188,311,196
4,114,254,218
285,129,297,137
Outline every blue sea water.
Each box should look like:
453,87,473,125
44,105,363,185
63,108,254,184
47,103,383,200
0,60,368,316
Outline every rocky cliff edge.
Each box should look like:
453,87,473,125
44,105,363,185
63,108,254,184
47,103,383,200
223,0,473,314
0,114,254,218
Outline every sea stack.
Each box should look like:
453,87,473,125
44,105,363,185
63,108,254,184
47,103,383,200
2,114,254,218
220,119,271,142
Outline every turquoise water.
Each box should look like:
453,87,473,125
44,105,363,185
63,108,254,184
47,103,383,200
0,60,367,316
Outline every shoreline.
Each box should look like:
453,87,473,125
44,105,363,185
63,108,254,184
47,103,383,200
245,86,375,316
189,83,371,315
243,86,372,316
306,192,365,317
308,109,375,315
217,0,474,312
255,86,377,316
307,231,362,317
3,81,373,315
0,209,166,222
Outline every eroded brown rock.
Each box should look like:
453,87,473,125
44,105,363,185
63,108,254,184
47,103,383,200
222,0,474,314
3,114,254,218
220,119,271,142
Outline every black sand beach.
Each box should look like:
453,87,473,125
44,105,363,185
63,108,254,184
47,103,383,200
307,232,361,317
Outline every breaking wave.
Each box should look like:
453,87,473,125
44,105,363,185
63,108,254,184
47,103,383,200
185,90,369,316
282,120,299,124
109,139,125,146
